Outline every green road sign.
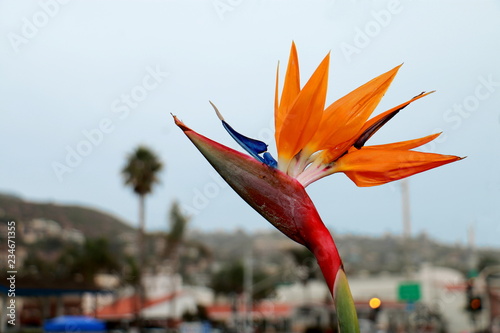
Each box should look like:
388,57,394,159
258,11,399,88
467,269,479,279
398,282,421,302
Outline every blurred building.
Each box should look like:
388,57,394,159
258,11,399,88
88,269,214,326
0,277,105,331
11,218,86,246
20,218,62,244
475,265,500,331
274,262,469,332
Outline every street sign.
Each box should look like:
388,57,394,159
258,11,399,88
398,282,421,302
467,269,479,279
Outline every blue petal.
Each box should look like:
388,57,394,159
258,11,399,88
222,121,268,154
263,152,278,168
221,120,277,168
210,101,277,168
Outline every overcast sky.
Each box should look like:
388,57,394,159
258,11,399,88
1,0,500,247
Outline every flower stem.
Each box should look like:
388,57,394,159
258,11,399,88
306,223,360,333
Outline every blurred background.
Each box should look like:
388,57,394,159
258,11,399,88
1,0,500,332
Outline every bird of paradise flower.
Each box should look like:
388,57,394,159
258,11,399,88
173,42,462,332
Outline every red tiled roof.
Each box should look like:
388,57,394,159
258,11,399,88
94,292,182,319
443,283,466,291
207,303,293,320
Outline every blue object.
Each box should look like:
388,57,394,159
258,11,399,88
44,315,106,332
221,120,278,168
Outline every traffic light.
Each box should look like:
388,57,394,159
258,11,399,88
369,297,381,309
368,297,382,322
465,277,482,313
467,296,482,312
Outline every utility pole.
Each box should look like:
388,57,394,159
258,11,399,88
400,179,413,332
401,179,411,239
467,223,478,274
244,245,253,333
401,179,412,279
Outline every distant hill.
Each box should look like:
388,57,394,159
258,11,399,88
0,193,134,238
189,228,500,276
1,193,498,277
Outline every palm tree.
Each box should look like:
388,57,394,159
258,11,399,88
122,146,163,331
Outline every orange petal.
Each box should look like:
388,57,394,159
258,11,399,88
360,133,441,151
306,65,402,162
335,148,462,187
275,42,300,145
354,91,434,149
277,52,330,164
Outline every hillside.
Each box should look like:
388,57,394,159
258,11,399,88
0,192,498,277
190,229,500,276
0,193,134,238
